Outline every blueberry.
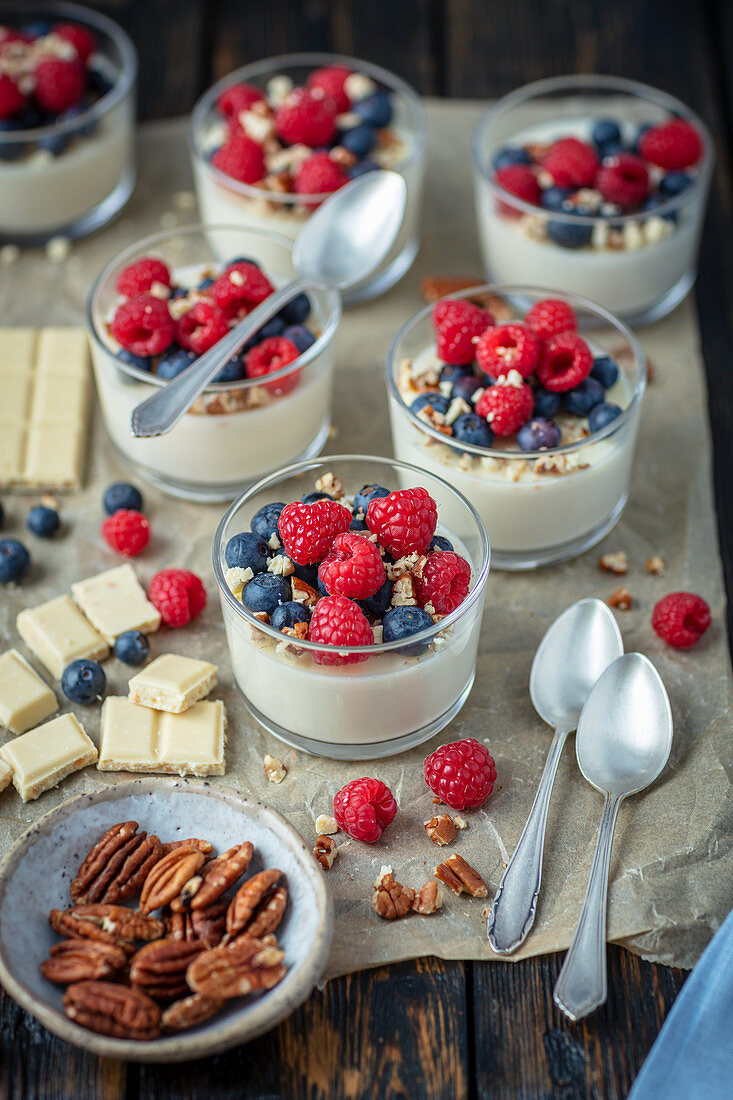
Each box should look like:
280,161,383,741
157,346,196,380
0,120,25,162
659,172,693,198
353,485,391,513
316,573,329,598
599,141,625,159
281,293,311,325
532,386,561,418
270,601,311,631
541,186,573,212
588,402,623,432
170,286,188,299
563,377,605,416
590,355,619,389
257,315,286,340
358,578,393,619
114,630,150,666
341,124,376,157
439,363,473,385
353,92,392,128
349,515,368,531
492,146,532,171
283,324,316,353
61,104,97,138
0,538,30,584
291,560,319,588
411,393,451,416
301,491,332,504
451,375,484,403
516,418,561,451
642,192,678,223
27,505,60,538
38,131,69,156
103,482,143,515
241,573,291,615
88,67,114,97
118,349,152,372
451,412,494,448
251,502,285,542
229,256,258,266
22,19,51,36
348,158,379,179
198,275,215,290
382,606,434,657
61,659,106,705
548,219,593,249
430,535,454,552
225,531,270,573
592,119,621,150
212,355,243,383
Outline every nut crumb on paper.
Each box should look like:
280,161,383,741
608,587,633,611
434,853,488,898
424,815,457,846
263,754,287,784
599,551,628,575
315,814,338,835
646,555,666,575
371,873,414,919
314,835,337,870
412,881,443,915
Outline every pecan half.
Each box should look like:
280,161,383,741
434,854,488,897
187,938,286,1000
371,874,415,919
70,822,144,904
161,838,214,857
140,847,206,914
64,980,161,1040
411,881,444,915
237,885,287,940
162,993,225,1033
424,815,457,846
167,900,228,948
49,905,163,954
226,869,283,936
129,939,204,1003
189,842,254,910
40,940,128,984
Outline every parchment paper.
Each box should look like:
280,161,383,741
0,104,730,981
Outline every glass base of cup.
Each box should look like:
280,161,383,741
342,238,420,306
619,268,697,326
240,672,476,760
490,493,628,571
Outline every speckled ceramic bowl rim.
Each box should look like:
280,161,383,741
0,777,333,1063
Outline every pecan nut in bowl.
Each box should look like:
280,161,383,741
129,939,205,1003
63,981,162,1040
139,847,206,914
226,869,283,936
162,993,225,1034
186,938,287,1000
71,822,163,905
167,900,228,948
50,904,164,950
40,940,128,984
188,842,254,910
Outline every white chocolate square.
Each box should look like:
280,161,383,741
36,328,90,379
0,713,97,802
71,564,161,645
24,425,86,489
0,328,36,373
97,696,226,777
2,374,32,422
0,426,25,483
17,595,109,680
127,654,217,713
0,649,57,735
0,757,12,793
30,372,89,426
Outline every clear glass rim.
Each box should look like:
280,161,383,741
472,73,714,224
212,453,491,656
189,51,428,204
0,0,138,142
386,282,647,460
86,222,342,393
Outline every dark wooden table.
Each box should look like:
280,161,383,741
2,2,732,1097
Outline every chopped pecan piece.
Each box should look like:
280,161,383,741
291,576,318,607
189,842,254,910
314,835,337,870
187,938,286,1000
411,881,444,915
599,551,628,575
263,754,287,784
40,940,128,984
129,939,204,1003
64,980,161,1040
646,555,666,575
419,275,482,303
371,873,415,919
140,847,206,915
434,854,488,898
424,814,457,846
607,586,633,610
162,993,225,1033
226,869,283,936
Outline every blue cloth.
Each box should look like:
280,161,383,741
629,907,733,1100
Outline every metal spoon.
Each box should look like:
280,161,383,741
487,599,623,954
130,170,407,438
554,653,673,1021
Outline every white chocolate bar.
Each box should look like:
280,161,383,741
0,758,12,794
127,654,217,714
98,696,226,777
0,648,57,735
0,326,90,490
0,713,98,801
17,595,109,680
71,564,161,645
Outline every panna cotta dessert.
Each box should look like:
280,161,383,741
0,3,136,243
190,53,427,304
214,457,490,760
473,75,713,324
387,286,646,570
88,225,340,502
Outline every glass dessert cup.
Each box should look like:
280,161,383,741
0,2,137,245
213,455,491,760
472,75,713,326
87,224,341,503
387,285,646,571
190,52,427,306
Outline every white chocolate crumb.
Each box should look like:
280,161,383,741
263,753,287,783
172,190,196,211
315,814,338,835
455,816,467,830
0,244,20,266
45,236,71,263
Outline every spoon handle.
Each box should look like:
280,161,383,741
130,276,316,438
487,725,571,953
553,792,623,1021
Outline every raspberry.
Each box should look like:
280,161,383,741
0,73,24,119
294,151,348,196
495,164,541,209
366,487,437,557
148,568,207,628
110,294,175,358
176,301,229,356
277,499,352,565
423,737,497,810
333,777,397,842
536,332,593,392
116,257,171,298
318,532,386,600
475,373,534,436
53,22,96,62
432,300,493,365
210,261,273,319
216,81,264,121
414,551,471,614
524,298,578,340
651,592,711,649
596,152,649,209
211,131,265,185
275,88,338,147
34,56,85,113
307,65,352,113
639,120,703,170
309,595,374,666
244,336,301,395
542,137,599,188
475,323,541,380
101,510,150,558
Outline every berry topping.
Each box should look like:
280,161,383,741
251,501,285,542
275,88,338,147
382,606,434,656
27,504,60,538
411,392,451,417
294,151,348,195
564,376,605,417
596,152,649,208
353,484,391,514
333,777,397,842
61,659,105,706
34,56,85,113
318,532,386,600
0,74,24,120
53,22,96,63
591,119,621,151
414,550,471,614
432,299,494,365
353,92,393,127
216,82,264,121
366,486,438,557
532,385,561,418
110,294,176,358
210,260,273,318
224,531,270,574
475,322,541,380
516,417,561,451
451,412,495,448
157,347,197,380
103,481,143,515
245,336,301,395
101,509,150,558
524,298,578,340
211,130,265,184
475,372,534,436
175,301,229,355
590,355,619,389
116,257,171,298
651,592,711,649
270,601,311,633
148,568,207,628
495,164,541,208
241,573,291,615
542,137,599,188
588,402,622,432
536,333,593,392
277,499,352,565
114,630,150,666
423,737,497,810
0,538,30,584
639,119,703,170
309,595,374,665
307,65,352,113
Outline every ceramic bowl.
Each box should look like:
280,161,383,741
0,777,333,1062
